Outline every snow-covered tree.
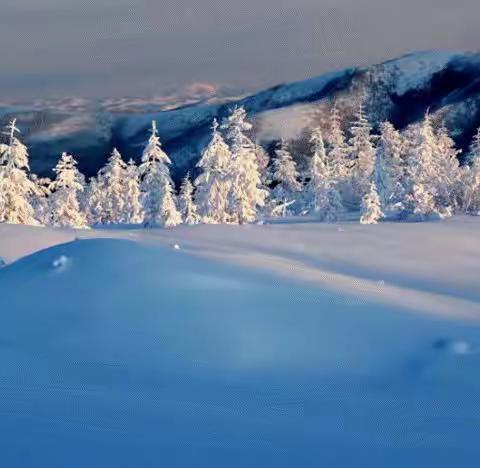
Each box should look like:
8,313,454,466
360,181,384,225
221,107,267,223
462,128,480,214
95,148,129,224
305,128,329,212
348,104,376,207
325,105,350,182
84,176,103,226
178,173,199,224
303,127,344,220
375,121,406,213
195,119,232,223
139,121,181,228
49,153,88,228
30,174,52,225
270,139,301,215
434,126,461,214
402,114,443,219
0,119,38,225
122,159,143,224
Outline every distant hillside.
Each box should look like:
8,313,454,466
2,50,480,179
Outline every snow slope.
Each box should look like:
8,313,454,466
1,219,480,467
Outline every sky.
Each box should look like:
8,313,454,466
0,0,479,99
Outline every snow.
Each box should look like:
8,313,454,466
382,51,460,96
1,218,480,467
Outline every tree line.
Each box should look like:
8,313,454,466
1,104,480,229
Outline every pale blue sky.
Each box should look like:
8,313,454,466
0,0,478,98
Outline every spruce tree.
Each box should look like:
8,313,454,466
221,107,267,223
179,174,199,224
0,119,38,225
462,128,480,214
122,159,143,224
402,114,443,219
96,148,129,224
325,105,350,182
375,121,406,213
270,139,301,215
348,104,376,207
360,181,384,225
195,119,232,223
304,127,344,220
139,121,181,227
49,153,88,228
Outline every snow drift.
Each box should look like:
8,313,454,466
1,220,480,467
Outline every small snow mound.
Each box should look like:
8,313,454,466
450,340,471,356
52,255,69,269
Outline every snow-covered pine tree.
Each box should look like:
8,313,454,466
96,148,128,224
434,126,461,214
221,107,267,223
306,127,329,213
325,105,350,182
30,174,52,225
49,152,88,228
375,121,406,213
122,159,143,224
348,104,376,208
178,173,199,224
0,119,38,225
270,139,301,216
360,181,384,225
402,113,443,219
84,176,104,226
304,127,343,221
194,119,232,224
139,121,181,228
462,128,480,214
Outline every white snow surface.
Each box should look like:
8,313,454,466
1,217,480,467
381,51,460,96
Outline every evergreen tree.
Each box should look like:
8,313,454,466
194,119,232,223
375,121,406,213
139,121,181,227
434,126,461,214
84,176,103,226
30,174,52,225
178,174,199,224
123,159,143,224
221,107,267,223
306,127,329,213
360,181,384,225
49,153,88,228
304,127,344,220
348,104,376,207
402,114,443,219
325,105,350,182
270,139,301,215
462,128,480,214
0,119,38,225
96,148,129,224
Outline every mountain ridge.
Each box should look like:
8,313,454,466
2,50,480,179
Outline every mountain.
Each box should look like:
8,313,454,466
2,50,480,179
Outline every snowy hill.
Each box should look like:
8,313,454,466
3,50,480,179
1,219,480,467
